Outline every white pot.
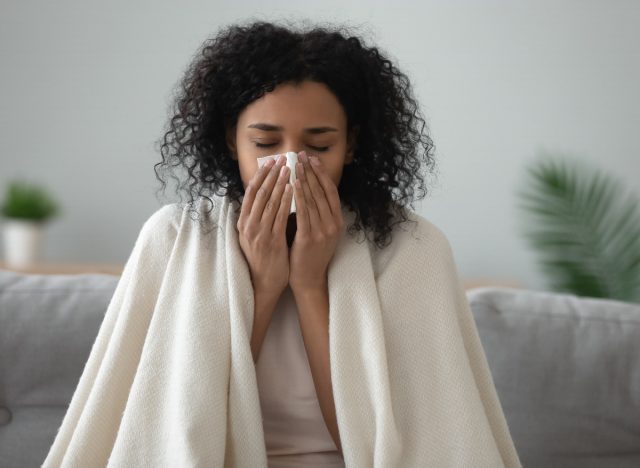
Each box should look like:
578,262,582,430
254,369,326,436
2,218,45,268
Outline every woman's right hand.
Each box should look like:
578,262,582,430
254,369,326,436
237,154,293,298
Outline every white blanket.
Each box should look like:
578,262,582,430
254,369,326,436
42,194,522,467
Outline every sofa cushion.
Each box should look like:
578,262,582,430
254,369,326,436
0,270,118,468
467,286,640,468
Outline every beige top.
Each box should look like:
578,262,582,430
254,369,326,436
255,286,345,468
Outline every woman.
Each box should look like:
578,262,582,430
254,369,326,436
43,20,521,468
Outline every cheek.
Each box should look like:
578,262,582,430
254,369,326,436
237,158,257,189
324,164,343,188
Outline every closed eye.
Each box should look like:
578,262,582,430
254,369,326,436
254,143,330,152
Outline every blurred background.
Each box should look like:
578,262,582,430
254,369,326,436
1,0,638,291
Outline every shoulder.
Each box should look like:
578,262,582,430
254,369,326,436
136,202,186,245
138,197,227,239
370,206,457,279
402,209,454,256
143,202,184,230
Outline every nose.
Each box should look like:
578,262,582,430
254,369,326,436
274,138,308,157
276,148,307,162
283,145,304,156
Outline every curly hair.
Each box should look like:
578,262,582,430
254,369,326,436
153,18,438,250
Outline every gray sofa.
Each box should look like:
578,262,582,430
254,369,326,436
1,269,639,467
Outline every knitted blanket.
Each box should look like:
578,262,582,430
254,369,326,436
42,195,522,467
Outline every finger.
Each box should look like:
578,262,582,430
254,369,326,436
273,182,293,239
297,160,322,236
293,178,310,237
248,155,286,229
239,157,275,227
263,163,290,230
301,155,334,229
308,155,343,224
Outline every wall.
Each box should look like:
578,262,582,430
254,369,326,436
1,0,638,290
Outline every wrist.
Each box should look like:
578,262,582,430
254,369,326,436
291,281,328,301
254,287,283,313
253,280,286,298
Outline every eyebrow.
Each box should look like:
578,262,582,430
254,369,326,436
247,123,338,134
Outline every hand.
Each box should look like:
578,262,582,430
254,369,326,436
236,154,293,297
289,151,345,294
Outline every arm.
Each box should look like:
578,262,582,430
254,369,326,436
293,283,343,457
250,289,280,364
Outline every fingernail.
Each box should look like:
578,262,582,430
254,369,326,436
298,151,308,162
277,154,286,165
310,156,320,166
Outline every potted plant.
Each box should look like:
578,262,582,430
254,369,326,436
0,179,60,268
516,152,640,303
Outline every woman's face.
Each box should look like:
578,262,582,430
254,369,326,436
226,80,358,190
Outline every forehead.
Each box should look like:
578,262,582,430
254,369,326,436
237,80,347,129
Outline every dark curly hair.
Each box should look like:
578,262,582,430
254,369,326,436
153,18,438,249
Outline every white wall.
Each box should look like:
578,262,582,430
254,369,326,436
1,0,638,291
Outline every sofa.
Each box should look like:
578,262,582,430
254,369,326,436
1,269,639,467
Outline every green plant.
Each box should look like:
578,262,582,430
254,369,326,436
0,179,60,222
516,153,640,303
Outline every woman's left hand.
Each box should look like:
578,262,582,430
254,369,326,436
289,151,345,294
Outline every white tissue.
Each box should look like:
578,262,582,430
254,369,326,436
256,151,299,214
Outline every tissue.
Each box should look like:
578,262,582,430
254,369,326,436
257,151,299,214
